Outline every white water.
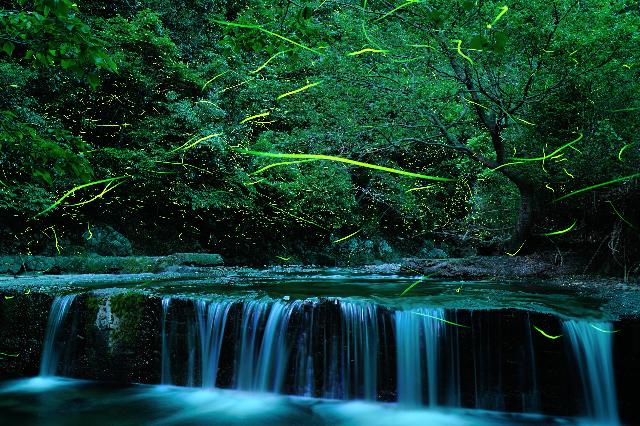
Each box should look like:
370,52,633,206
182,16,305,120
395,308,445,407
196,300,233,388
563,320,619,425
160,297,171,384
39,294,76,377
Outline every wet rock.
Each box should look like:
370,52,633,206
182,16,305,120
162,253,224,267
402,255,582,279
84,225,133,257
376,240,394,261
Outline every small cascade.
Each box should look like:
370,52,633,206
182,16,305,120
341,302,379,400
39,295,76,377
196,300,233,388
395,308,445,407
563,320,619,425
236,300,299,392
160,297,171,384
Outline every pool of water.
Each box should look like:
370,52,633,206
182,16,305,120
0,377,584,426
1,267,610,319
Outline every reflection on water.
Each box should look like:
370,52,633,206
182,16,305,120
0,378,583,426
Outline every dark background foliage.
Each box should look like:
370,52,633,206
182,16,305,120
1,0,639,272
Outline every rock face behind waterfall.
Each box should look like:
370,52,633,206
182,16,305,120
0,290,639,425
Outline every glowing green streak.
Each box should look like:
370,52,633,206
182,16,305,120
542,220,576,236
491,161,525,172
86,223,93,240
607,201,638,230
234,149,454,182
400,272,436,296
452,39,474,65
333,229,362,244
347,48,389,56
244,178,266,186
618,143,635,161
45,226,61,255
251,50,292,73
512,133,583,162
590,324,620,334
276,81,322,100
533,325,562,339
506,241,525,256
65,181,124,207
212,20,323,55
252,159,318,175
412,312,470,328
486,6,509,29
405,185,433,193
172,133,222,152
202,71,228,91
240,112,270,124
555,173,640,202
373,0,420,23
0,352,19,357
4,296,14,300
34,176,129,218
275,256,291,261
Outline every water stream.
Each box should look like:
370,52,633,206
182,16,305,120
1,271,631,425
563,320,619,425
39,294,76,377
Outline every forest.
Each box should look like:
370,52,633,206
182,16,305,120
1,0,639,271
2,2,640,425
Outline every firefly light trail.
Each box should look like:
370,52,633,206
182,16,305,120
487,6,509,29
533,325,562,339
234,150,454,182
34,176,129,218
276,81,322,100
542,220,577,236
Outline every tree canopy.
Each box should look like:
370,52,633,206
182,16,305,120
1,0,639,271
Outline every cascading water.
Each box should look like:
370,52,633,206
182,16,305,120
39,294,76,377
340,302,378,400
196,300,233,388
160,297,171,384
156,297,621,422
395,308,445,407
563,320,619,425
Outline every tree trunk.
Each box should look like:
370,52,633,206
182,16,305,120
509,179,535,253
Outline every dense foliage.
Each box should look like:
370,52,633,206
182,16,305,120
1,0,639,271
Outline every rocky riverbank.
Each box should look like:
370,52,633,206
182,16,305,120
0,253,223,275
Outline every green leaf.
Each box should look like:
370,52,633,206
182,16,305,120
2,42,15,56
33,169,52,186
493,31,508,53
469,35,487,50
87,73,100,90
462,0,475,11
60,59,75,69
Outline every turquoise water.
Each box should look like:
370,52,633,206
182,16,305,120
0,377,581,426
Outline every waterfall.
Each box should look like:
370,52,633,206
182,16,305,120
395,308,445,407
160,297,171,385
196,300,233,388
563,320,619,425
39,295,76,377
236,300,298,392
341,302,379,400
